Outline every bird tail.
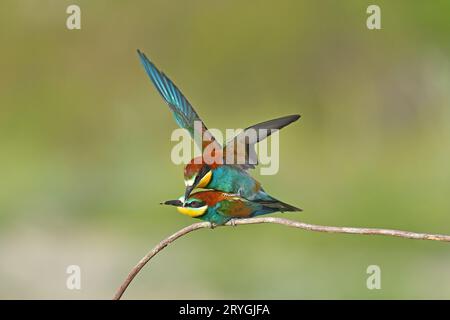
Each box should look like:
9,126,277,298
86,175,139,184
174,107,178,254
253,197,302,213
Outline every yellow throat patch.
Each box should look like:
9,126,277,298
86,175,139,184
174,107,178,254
177,205,208,217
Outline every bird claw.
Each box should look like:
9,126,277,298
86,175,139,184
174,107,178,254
209,222,216,229
229,219,237,227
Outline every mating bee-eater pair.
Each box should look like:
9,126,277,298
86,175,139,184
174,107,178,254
137,50,301,225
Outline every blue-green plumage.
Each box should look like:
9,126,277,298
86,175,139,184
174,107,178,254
207,165,270,201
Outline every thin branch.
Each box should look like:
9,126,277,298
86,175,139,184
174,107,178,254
113,216,450,300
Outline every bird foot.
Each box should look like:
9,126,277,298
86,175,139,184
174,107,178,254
209,222,216,229
229,219,237,227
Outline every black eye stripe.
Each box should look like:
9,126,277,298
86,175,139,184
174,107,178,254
189,201,204,208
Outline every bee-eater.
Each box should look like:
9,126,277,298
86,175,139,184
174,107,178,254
137,50,300,206
163,191,300,225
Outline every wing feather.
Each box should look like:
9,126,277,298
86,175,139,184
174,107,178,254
137,50,221,150
223,114,300,169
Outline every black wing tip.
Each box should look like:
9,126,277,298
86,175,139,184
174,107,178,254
280,206,302,212
283,204,302,212
136,49,152,63
280,114,301,126
287,114,301,121
136,49,146,62
136,50,159,71
268,114,301,126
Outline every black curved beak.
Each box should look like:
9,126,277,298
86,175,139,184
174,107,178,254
184,185,195,202
161,199,183,207
184,165,211,200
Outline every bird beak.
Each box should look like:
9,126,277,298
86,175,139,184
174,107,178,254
161,199,183,207
184,185,195,203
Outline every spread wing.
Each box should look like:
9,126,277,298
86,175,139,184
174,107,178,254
223,114,300,169
137,50,221,150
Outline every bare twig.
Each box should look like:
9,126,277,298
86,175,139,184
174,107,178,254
113,217,450,300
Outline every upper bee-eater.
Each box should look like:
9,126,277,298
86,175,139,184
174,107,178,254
137,50,301,208
163,191,300,225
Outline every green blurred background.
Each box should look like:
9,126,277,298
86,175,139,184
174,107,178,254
1,0,450,299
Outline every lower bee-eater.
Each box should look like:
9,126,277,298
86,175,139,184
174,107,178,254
163,191,301,226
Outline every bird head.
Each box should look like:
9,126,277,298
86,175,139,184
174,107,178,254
162,196,208,217
183,162,212,200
